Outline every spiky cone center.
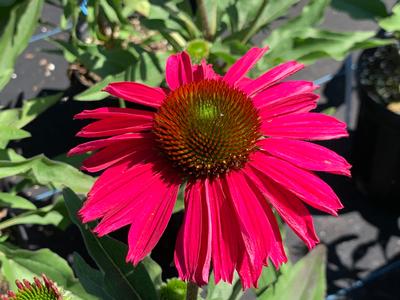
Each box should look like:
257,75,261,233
154,79,261,178
1,275,63,300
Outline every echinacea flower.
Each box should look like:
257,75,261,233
69,47,350,288
1,274,67,300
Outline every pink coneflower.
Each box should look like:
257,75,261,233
69,47,350,288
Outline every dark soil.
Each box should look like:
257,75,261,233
358,44,400,106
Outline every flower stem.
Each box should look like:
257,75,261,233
196,0,213,41
186,282,199,300
118,98,126,108
241,0,268,44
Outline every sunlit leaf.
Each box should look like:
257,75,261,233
0,243,96,299
0,0,44,90
63,188,159,300
0,155,94,194
0,193,36,210
74,73,124,101
257,245,327,300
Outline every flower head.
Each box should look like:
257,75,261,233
1,274,66,300
69,47,350,288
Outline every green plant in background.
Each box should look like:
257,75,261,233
0,0,44,91
65,0,392,102
0,94,95,298
332,0,400,111
54,0,169,98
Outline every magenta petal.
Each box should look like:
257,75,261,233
193,59,219,81
222,171,287,288
244,165,319,249
76,117,153,137
80,155,157,223
68,133,149,156
260,138,351,176
126,172,180,265
174,181,212,285
104,82,167,108
225,172,287,266
237,252,262,289
92,162,172,235
258,93,319,120
223,47,268,86
242,61,304,96
250,153,343,215
74,107,154,120
207,179,240,284
253,81,318,108
166,51,193,90
262,113,348,140
81,141,139,172
236,77,253,90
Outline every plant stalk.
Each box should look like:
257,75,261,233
186,282,199,300
196,0,213,41
241,0,268,44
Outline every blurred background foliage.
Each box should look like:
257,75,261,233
0,0,396,299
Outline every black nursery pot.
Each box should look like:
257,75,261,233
353,48,400,210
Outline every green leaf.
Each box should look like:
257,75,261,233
379,4,400,33
122,0,151,17
0,126,31,141
0,109,19,125
0,148,24,161
0,155,94,194
0,192,36,210
74,73,124,101
0,201,64,230
257,245,327,300
173,183,185,213
0,243,96,299
226,0,301,42
0,0,44,90
331,0,388,19
206,272,243,300
255,264,280,296
99,0,120,24
16,93,62,128
63,188,159,300
73,252,113,300
0,93,61,148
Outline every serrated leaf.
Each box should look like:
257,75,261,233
0,93,61,148
0,243,96,300
0,126,31,141
0,155,94,194
63,188,159,300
